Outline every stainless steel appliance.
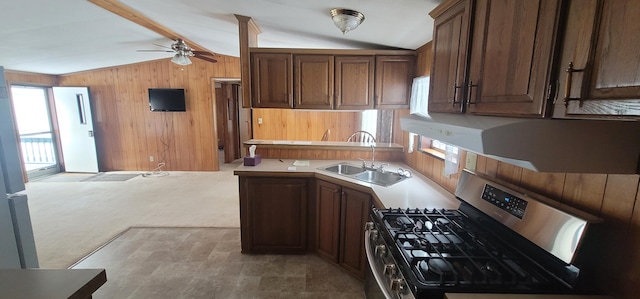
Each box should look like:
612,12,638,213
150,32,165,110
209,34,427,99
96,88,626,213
365,169,601,299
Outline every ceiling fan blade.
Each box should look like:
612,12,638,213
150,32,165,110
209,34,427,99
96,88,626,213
152,43,173,49
193,54,218,63
137,50,174,53
192,50,214,56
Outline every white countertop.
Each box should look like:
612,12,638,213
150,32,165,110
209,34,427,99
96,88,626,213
234,159,459,210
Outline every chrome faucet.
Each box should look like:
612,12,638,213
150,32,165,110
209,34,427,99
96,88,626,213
359,144,379,170
370,144,375,169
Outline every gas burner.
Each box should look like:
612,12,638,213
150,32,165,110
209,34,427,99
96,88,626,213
435,218,450,227
427,258,454,276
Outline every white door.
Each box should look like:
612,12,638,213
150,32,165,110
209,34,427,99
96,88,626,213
52,87,99,173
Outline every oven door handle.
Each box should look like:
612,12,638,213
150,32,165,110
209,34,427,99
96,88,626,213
365,229,395,299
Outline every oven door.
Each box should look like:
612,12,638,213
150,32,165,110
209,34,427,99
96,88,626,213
364,222,414,299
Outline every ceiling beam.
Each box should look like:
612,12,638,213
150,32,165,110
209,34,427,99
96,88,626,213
88,0,215,53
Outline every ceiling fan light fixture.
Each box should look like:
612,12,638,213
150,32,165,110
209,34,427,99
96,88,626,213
171,53,192,66
330,8,365,34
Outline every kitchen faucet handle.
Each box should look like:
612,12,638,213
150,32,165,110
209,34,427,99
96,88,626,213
358,158,367,168
378,163,390,172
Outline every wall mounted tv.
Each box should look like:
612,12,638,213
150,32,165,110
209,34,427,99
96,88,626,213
148,88,186,112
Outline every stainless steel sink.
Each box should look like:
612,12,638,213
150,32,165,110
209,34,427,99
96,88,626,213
354,170,407,187
322,163,366,175
319,163,409,187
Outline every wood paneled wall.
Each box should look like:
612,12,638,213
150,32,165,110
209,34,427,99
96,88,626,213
252,108,361,142
5,70,59,87
57,56,240,171
400,41,640,299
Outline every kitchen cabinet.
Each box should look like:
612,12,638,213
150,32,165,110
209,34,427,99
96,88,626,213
316,180,371,279
294,55,334,109
559,0,640,116
335,55,375,110
375,55,415,109
429,0,562,117
428,0,473,113
250,53,293,108
239,176,308,253
249,49,414,110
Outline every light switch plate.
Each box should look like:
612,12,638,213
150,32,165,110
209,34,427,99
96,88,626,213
465,152,477,171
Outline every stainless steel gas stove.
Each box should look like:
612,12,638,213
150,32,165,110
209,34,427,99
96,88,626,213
365,170,601,299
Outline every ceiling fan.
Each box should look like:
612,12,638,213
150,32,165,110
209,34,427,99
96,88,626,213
138,39,217,65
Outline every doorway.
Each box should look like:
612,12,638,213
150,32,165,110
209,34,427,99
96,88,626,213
10,85,60,179
213,79,250,165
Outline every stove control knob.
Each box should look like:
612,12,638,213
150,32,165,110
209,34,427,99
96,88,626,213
370,229,378,240
375,244,387,257
365,222,375,230
383,264,396,276
390,278,405,293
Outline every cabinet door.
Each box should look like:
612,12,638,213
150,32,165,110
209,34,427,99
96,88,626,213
335,55,375,110
339,187,371,279
375,55,415,109
294,55,334,109
240,177,307,253
466,0,561,117
428,0,472,113
315,180,341,262
561,0,640,116
251,53,293,108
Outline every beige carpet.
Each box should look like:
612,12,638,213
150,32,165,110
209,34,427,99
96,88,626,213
23,161,242,269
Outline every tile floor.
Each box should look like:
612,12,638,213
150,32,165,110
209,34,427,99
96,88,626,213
72,227,365,299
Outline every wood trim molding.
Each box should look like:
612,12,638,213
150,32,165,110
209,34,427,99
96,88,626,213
88,0,216,53
235,14,261,108
249,48,416,56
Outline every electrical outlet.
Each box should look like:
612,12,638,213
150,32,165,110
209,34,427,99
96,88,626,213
257,117,263,124
149,156,154,162
465,152,477,171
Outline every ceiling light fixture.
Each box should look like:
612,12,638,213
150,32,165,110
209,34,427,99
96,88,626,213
330,8,365,34
171,52,192,66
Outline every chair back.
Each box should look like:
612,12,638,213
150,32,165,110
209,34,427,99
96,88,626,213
346,131,376,143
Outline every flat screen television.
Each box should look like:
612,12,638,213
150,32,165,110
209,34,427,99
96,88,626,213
148,88,186,112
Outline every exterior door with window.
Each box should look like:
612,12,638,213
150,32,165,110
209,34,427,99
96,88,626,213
52,87,99,173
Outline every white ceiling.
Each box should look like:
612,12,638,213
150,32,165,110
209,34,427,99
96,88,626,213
0,0,442,75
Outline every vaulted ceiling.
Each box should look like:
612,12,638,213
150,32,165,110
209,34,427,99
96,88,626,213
0,0,442,75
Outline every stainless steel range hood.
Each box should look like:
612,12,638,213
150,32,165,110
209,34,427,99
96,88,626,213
400,113,640,174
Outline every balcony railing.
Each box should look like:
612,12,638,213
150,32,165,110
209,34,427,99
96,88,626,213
20,133,56,166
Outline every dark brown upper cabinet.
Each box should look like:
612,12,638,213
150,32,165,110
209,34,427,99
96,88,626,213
428,0,562,117
251,52,293,108
335,55,375,110
558,0,640,117
294,55,335,109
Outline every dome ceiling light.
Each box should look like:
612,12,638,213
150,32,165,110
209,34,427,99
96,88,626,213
330,8,365,34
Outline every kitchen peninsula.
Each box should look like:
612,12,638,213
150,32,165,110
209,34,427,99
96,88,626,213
243,139,405,161
234,158,458,279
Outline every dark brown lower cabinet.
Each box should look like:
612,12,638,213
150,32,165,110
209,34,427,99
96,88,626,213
316,180,371,279
239,176,308,253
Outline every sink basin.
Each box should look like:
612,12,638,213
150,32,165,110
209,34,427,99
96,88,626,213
322,164,366,175
320,163,408,187
354,170,407,187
